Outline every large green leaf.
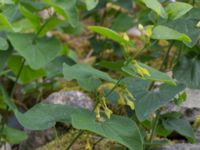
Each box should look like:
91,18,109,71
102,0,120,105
122,62,176,85
151,25,191,43
15,103,80,130
142,0,167,19
1,125,27,144
0,37,8,51
7,33,61,69
122,78,185,121
63,63,116,91
8,55,46,84
164,8,200,47
72,111,143,150
89,26,134,47
0,49,12,73
43,0,79,27
18,4,41,30
162,118,195,143
0,13,13,31
166,2,192,20
173,56,200,89
111,13,134,32
84,0,99,10
16,103,143,150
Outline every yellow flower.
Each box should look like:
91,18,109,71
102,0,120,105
134,63,150,77
85,138,92,150
122,33,130,41
126,99,135,110
138,24,144,31
196,21,200,28
95,104,101,122
104,107,113,119
145,25,153,37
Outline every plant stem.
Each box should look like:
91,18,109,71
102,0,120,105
65,77,123,150
92,137,104,150
159,41,175,71
65,131,84,150
193,0,196,6
10,58,25,98
149,110,160,144
148,41,175,90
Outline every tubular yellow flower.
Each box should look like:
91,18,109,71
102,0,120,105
134,63,151,77
122,33,130,41
95,104,101,122
138,24,144,31
85,138,92,150
104,107,113,119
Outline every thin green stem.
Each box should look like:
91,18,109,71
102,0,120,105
149,110,160,144
65,131,84,150
92,137,104,150
148,41,175,90
193,0,196,6
32,16,53,43
159,41,175,71
10,58,25,98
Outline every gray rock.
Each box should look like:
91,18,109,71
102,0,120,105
152,144,200,150
43,90,93,110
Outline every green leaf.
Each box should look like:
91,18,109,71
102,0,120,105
164,8,200,47
72,111,143,150
18,4,41,30
15,103,81,130
142,0,167,19
7,33,61,69
8,55,46,84
173,56,200,89
84,0,99,10
166,2,192,20
0,50,10,73
63,63,116,91
111,13,134,32
122,78,185,121
39,17,63,36
0,37,8,51
88,26,133,46
151,25,191,43
0,13,13,31
43,0,79,27
122,62,176,85
1,126,27,144
162,118,195,143
0,84,17,111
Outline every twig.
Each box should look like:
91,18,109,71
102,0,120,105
92,137,104,150
10,58,25,98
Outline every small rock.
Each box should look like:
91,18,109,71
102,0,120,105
43,90,93,110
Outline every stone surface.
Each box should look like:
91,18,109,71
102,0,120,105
43,90,93,110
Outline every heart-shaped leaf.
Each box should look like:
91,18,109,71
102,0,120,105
173,56,200,89
63,63,116,91
8,55,46,84
142,0,167,19
166,2,192,20
7,33,61,69
151,25,191,43
122,78,185,121
72,111,143,150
